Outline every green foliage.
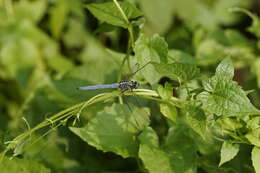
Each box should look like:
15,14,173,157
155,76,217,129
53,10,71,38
85,1,142,28
1,0,260,173
1,157,51,173
134,34,168,84
153,62,200,82
252,147,260,173
219,141,240,166
198,58,260,116
70,104,150,158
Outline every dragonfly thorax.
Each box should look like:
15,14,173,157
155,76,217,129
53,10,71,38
119,80,140,90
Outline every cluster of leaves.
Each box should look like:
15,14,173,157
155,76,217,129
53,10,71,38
0,0,260,173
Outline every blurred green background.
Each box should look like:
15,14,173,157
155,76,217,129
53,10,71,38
1,0,260,172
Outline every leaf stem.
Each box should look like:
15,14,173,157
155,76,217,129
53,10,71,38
113,0,129,24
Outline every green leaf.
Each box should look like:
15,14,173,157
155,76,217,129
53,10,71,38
138,127,173,173
247,117,260,130
139,0,174,34
213,0,252,25
215,58,234,79
230,8,260,38
171,0,218,30
157,83,173,100
134,34,168,84
139,145,173,173
168,49,197,64
182,106,207,139
1,157,51,173
196,39,226,65
197,59,260,116
49,0,70,39
160,104,177,122
138,127,159,147
139,126,197,173
245,128,260,147
219,141,240,166
70,104,150,158
0,38,38,78
195,30,255,66
252,146,260,173
15,0,47,23
46,55,74,75
164,126,198,173
152,62,200,82
217,117,244,131
85,1,142,28
252,58,260,88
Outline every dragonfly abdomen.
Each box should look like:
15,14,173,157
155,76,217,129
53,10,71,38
77,83,120,90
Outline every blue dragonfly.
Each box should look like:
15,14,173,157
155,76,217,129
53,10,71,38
76,62,150,91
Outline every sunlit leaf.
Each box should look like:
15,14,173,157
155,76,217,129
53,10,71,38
140,0,174,34
85,1,142,28
160,104,177,122
197,59,260,116
15,0,47,23
152,62,200,82
219,141,239,166
70,104,150,158
246,128,260,147
252,146,260,173
182,106,207,139
1,157,51,173
49,0,70,38
138,127,173,173
134,34,168,84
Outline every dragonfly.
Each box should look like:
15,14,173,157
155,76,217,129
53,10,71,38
76,62,150,91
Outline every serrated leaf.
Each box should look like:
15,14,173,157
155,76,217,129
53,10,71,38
219,141,239,166
85,1,142,28
252,146,260,173
134,34,168,84
152,62,200,82
1,157,51,173
70,104,150,158
215,58,234,79
197,59,260,116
